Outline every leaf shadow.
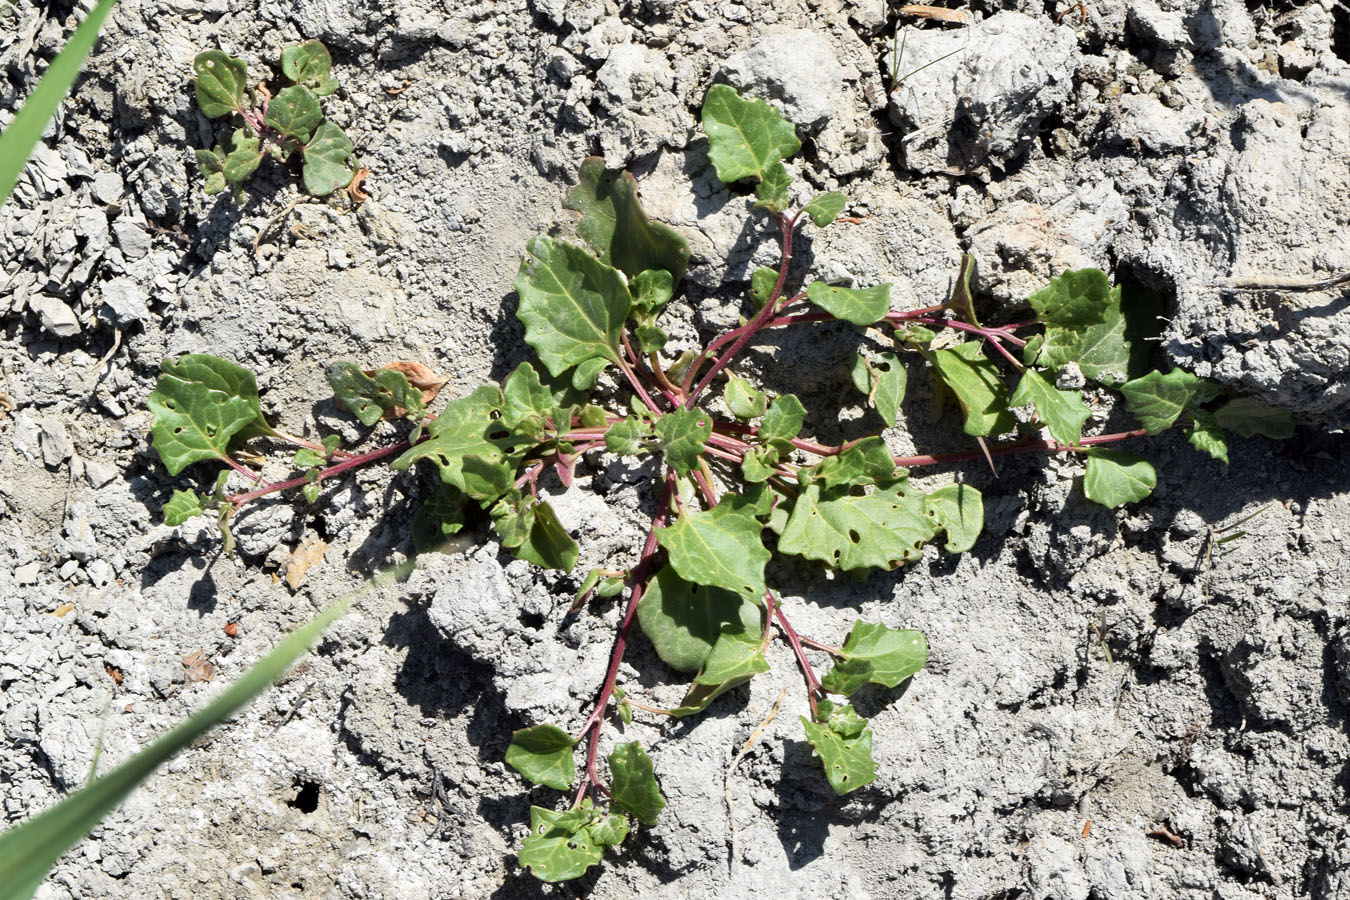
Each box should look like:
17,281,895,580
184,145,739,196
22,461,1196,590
773,739,887,869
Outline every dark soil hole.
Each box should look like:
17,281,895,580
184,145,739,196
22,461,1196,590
1334,3,1350,65
288,779,320,813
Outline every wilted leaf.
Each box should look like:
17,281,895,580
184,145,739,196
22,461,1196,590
284,536,327,590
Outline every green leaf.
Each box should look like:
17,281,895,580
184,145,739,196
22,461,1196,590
195,147,227,195
519,806,604,882
570,358,607,390
392,385,530,499
636,326,667,356
609,742,665,825
725,372,767,419
924,483,983,553
802,192,847,227
514,236,630,378
780,481,938,572
147,380,260,476
1010,369,1090,445
947,253,981,327
801,436,896,489
492,496,579,572
506,725,576,790
1030,283,1139,386
1120,369,1201,435
1027,269,1111,329
588,814,629,848
896,324,937,345
326,361,425,426
1082,449,1156,508
281,40,334,91
835,621,927,688
801,709,877,795
263,85,322,143
158,355,273,441
1185,409,1229,464
820,658,873,695
741,448,776,483
604,418,648,456
222,129,261,186
193,50,247,118
817,698,868,738
668,674,753,718
693,632,769,685
501,361,556,430
301,122,354,195
749,267,779,308
654,408,712,476
293,448,325,468
753,160,792,213
658,495,770,601
631,269,675,313
930,342,1016,437
760,393,805,445
637,566,762,673
700,83,801,183
806,281,891,326
1213,396,1295,439
853,352,906,427
565,159,691,283
412,484,466,552
162,490,205,526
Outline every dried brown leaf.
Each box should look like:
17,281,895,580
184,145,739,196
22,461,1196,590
899,4,973,24
285,536,329,590
361,361,450,408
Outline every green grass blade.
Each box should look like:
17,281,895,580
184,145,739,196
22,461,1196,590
0,0,118,207
0,559,414,900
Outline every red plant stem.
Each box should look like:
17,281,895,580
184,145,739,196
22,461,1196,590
223,455,262,483
892,428,1149,468
798,636,844,657
898,314,1028,347
623,330,678,408
615,355,661,413
573,471,676,806
771,596,822,719
227,440,407,506
271,429,353,460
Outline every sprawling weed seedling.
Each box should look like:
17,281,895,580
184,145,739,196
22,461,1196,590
149,85,1292,881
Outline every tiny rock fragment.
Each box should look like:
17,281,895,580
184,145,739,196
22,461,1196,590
38,415,71,467
105,665,123,684
15,562,41,585
91,171,125,205
285,537,329,590
29,294,81,338
224,621,240,637
100,277,151,326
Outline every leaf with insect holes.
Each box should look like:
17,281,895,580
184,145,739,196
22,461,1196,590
930,342,1016,437
1011,369,1090,445
725,371,767,419
1083,449,1156,508
519,806,604,882
609,742,665,825
148,380,262,476
924,483,983,553
281,40,338,96
604,418,648,456
326,361,425,427
802,192,847,226
749,267,778,308
754,161,792,213
1213,396,1294,439
160,355,274,440
760,393,805,445
491,495,579,572
701,84,801,183
802,704,877,795
564,158,690,283
1027,268,1112,329
392,384,532,500
1026,283,1137,385
1121,369,1201,435
851,352,906,428
806,281,890,326
654,408,712,476
506,724,576,790
264,85,322,143
1185,409,1229,464
514,236,630,379
412,484,466,552
780,481,938,572
302,121,354,195
693,632,769,685
658,495,770,601
162,490,205,526
631,269,675,315
637,566,762,673
801,436,896,489
193,51,247,118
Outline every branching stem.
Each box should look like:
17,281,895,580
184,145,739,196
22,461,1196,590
227,440,407,506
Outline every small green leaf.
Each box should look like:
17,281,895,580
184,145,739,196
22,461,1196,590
924,483,983,553
392,384,531,499
779,481,939,572
326,361,425,426
693,633,770,685
820,658,872,695
658,495,770,601
263,85,322,142
806,281,891,326
604,418,648,456
506,725,576,790
654,408,712,476
564,158,690,283
514,236,631,378
668,674,753,718
637,566,762,673
293,448,325,468
519,806,604,882
492,496,579,572
163,490,205,526
749,267,779,308
1083,449,1156,508
412,484,466,552
302,482,321,503
193,51,247,118
631,269,675,313
801,436,896,489
196,147,227,195
930,342,1016,437
741,448,777,482
760,393,805,445
280,40,333,91
587,814,630,848
853,352,906,427
801,709,877,795
1029,282,1139,385
301,122,354,195
501,361,556,430
896,324,937,345
222,129,261,186
835,621,927,688
147,379,261,476
1121,369,1201,434
1027,269,1111,329
947,253,981,327
1213,396,1295,439
570,358,608,390
725,372,767,419
802,192,847,226
609,742,665,825
753,160,791,213
1185,409,1229,464
1010,369,1090,445
700,84,801,184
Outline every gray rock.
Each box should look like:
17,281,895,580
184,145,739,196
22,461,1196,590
38,414,71,467
1127,0,1189,50
100,277,150,326
29,293,81,338
112,219,151,260
720,29,844,133
1024,835,1091,900
91,171,124,205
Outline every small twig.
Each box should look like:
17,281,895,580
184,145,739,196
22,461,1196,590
1207,270,1350,293
1146,824,1185,848
726,687,788,870
270,681,316,734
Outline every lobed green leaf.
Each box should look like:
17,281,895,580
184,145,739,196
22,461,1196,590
609,742,665,825
801,706,877,795
281,40,335,94
1185,409,1229,464
514,236,630,378
263,85,322,142
658,495,770,601
724,371,767,419
802,192,847,227
301,121,354,195
519,806,604,882
1213,396,1294,439
700,84,801,184
1010,369,1089,445
1120,369,1201,435
693,632,770,685
391,384,531,500
326,361,425,427
779,481,938,572
654,408,712,476
506,725,576,790
162,490,205,526
565,158,690,283
1027,269,1111,329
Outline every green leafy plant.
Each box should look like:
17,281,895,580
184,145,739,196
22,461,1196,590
191,40,355,199
145,84,1294,881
